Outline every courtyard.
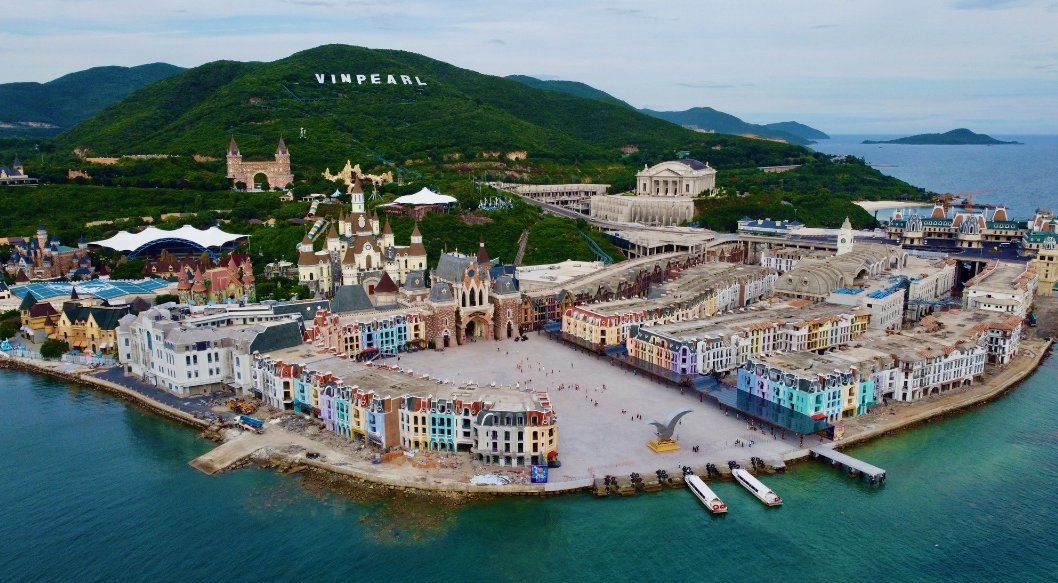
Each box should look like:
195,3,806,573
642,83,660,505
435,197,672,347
393,333,805,482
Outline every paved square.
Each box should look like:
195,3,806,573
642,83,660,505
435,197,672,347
393,333,802,481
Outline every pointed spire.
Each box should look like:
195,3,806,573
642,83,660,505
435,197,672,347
352,175,363,194
227,136,239,156
328,221,338,239
476,234,490,266
382,219,393,235
277,136,288,156
411,223,422,239
70,286,79,300
12,155,21,168
375,271,398,293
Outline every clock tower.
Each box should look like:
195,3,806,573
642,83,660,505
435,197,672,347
837,216,854,256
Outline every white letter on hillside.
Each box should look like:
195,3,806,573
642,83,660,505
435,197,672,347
387,74,397,84
370,74,381,84
331,74,336,84
341,74,351,83
315,74,325,84
356,74,366,85
415,76,427,86
401,75,412,85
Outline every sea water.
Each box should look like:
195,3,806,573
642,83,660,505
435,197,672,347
812,134,1058,220
1,361,1057,583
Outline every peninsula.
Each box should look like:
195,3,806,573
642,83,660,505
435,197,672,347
863,128,1020,145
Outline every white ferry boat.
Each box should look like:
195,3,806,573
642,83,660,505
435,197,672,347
732,469,782,506
686,475,727,514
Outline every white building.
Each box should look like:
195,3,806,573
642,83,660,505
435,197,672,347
963,261,1038,317
635,159,718,197
116,305,306,397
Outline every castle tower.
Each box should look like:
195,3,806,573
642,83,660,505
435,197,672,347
371,209,380,236
12,155,22,174
276,137,290,167
241,258,256,302
837,216,854,256
326,222,341,253
36,221,47,250
350,176,365,214
226,137,241,179
190,266,208,306
381,219,394,249
78,235,87,251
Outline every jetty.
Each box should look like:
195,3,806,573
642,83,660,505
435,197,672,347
808,445,886,484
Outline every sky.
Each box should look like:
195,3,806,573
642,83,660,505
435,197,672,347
3,0,1058,134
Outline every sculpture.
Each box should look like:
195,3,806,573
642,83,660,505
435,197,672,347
644,407,691,453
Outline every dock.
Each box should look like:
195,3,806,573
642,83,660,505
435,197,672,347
808,445,886,484
189,434,268,474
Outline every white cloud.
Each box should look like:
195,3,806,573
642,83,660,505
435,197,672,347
3,0,1058,133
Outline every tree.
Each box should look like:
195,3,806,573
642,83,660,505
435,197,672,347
110,259,146,280
40,339,70,359
154,294,180,305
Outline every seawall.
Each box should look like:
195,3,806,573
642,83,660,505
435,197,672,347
2,338,1051,497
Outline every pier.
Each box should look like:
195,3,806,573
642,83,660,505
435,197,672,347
808,445,886,484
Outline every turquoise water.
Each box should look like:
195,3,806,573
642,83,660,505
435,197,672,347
812,135,1058,220
2,361,1057,583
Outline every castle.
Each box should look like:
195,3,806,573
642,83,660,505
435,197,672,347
226,137,293,191
176,256,256,306
5,222,93,280
297,176,428,298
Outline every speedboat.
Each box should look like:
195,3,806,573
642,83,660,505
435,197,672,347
686,474,727,513
732,468,782,506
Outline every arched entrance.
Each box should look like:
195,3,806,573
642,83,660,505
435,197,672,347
251,172,269,191
506,321,513,338
465,317,489,340
442,330,450,348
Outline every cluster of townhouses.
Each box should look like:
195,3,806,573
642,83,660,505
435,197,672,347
554,217,1034,423
248,345,557,466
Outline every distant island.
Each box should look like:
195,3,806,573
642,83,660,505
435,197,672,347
863,128,1021,145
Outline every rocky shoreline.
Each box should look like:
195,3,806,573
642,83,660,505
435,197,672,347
2,338,1050,499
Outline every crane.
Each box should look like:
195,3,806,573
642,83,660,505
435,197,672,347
932,189,999,214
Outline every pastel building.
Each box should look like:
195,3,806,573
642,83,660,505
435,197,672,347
737,352,876,422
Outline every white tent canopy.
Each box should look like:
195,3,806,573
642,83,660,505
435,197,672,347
91,225,246,252
391,187,457,206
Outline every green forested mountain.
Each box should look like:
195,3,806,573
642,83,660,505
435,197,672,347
55,45,814,177
640,107,814,146
0,63,184,137
504,75,634,109
764,121,830,140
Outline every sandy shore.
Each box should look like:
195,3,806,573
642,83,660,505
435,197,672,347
1,337,1050,496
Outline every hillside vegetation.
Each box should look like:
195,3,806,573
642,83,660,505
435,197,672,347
0,63,184,137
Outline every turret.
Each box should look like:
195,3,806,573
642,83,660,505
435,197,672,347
12,155,22,174
371,209,380,235
837,216,854,256
226,137,241,179
275,137,290,165
78,234,87,251
350,175,365,214
476,234,490,266
382,219,394,249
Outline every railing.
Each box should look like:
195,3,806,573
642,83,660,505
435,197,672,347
579,230,614,264
1,348,42,359
62,354,118,366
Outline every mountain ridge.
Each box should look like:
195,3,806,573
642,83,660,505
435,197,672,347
0,63,185,137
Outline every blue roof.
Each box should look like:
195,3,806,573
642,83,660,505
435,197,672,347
10,279,170,301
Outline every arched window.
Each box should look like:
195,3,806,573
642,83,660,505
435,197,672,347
479,290,484,305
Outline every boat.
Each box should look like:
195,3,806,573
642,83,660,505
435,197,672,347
732,469,782,506
686,475,727,514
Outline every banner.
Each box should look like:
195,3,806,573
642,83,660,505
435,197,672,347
531,465,548,484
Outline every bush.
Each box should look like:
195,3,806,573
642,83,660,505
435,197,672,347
40,339,70,359
154,293,180,305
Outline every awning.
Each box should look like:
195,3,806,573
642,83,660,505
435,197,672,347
811,413,827,420
99,343,107,349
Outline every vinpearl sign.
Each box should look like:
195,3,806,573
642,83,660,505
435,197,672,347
314,73,427,86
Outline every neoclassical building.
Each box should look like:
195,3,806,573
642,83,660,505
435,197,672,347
635,159,717,197
589,158,715,226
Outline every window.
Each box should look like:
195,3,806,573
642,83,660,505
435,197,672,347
187,372,192,379
207,353,212,363
193,355,198,365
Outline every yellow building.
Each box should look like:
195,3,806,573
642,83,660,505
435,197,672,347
1030,246,1058,297
56,305,130,353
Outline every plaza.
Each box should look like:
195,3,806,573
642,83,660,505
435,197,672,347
393,333,803,482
